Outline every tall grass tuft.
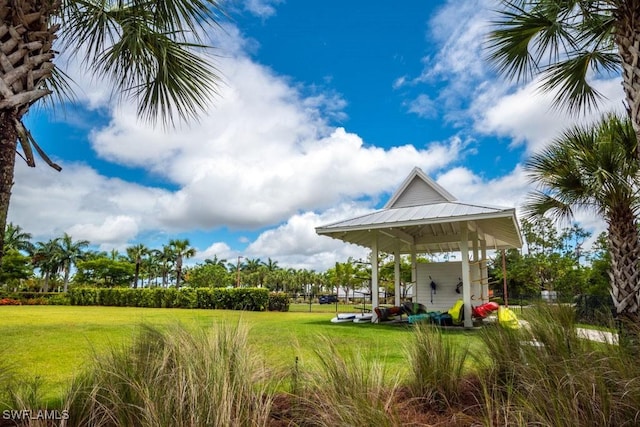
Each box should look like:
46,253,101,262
405,323,471,408
476,304,640,426
65,322,275,427
295,336,400,427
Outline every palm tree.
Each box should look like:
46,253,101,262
58,233,89,292
126,243,148,289
487,1,640,149
204,255,227,269
525,114,640,325
261,258,280,272
169,239,196,287
144,249,162,287
159,245,175,288
4,223,34,254
32,238,62,292
0,0,225,265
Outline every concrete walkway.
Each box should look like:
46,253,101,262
576,327,618,345
516,320,618,345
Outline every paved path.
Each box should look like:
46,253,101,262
576,327,618,344
517,320,618,345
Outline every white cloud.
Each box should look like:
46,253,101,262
436,165,530,209
406,94,437,118
246,204,371,270
198,241,235,262
242,0,284,18
474,77,626,154
68,215,139,246
84,45,469,231
9,161,170,247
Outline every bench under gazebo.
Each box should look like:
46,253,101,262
315,167,523,327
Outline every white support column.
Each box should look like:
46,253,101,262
481,239,488,303
460,222,473,328
394,249,401,307
371,232,380,321
472,230,479,302
411,245,417,302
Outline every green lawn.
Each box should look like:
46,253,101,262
0,305,483,400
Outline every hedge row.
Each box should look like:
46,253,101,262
68,287,288,312
0,292,70,305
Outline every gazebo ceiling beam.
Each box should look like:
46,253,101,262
414,233,463,245
380,228,415,246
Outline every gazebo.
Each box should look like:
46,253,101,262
315,167,523,327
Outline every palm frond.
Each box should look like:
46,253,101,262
524,191,575,222
541,50,620,113
525,114,640,223
59,0,224,126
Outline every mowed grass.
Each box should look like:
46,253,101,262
0,305,484,401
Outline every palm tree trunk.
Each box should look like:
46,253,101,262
63,265,70,292
607,206,640,325
615,5,640,157
134,261,140,289
43,271,50,292
0,111,18,262
176,256,183,287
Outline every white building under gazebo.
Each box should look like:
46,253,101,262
315,167,523,327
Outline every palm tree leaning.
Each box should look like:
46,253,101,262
525,114,640,325
4,223,34,254
487,1,640,151
169,239,196,287
0,0,224,264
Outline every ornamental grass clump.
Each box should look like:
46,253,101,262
293,336,400,427
406,323,471,409
65,322,274,427
476,304,640,427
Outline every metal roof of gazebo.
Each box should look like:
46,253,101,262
316,167,522,253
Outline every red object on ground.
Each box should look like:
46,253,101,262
472,301,499,318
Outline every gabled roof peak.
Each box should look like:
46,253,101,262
384,167,456,209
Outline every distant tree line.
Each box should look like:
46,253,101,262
0,220,612,306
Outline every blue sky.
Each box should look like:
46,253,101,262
11,0,625,270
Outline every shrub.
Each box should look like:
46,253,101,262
65,322,275,427
268,292,290,312
0,297,21,305
406,323,471,408
24,297,48,305
67,286,270,311
475,304,640,426
294,336,400,426
69,288,99,306
47,294,71,305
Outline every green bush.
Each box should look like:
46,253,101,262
268,292,290,311
69,288,99,306
47,294,71,305
68,287,270,311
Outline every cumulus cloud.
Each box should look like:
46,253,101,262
474,78,626,154
85,45,469,231
245,204,372,270
9,161,170,246
198,241,235,262
68,216,139,246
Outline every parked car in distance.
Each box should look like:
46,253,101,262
318,295,338,304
